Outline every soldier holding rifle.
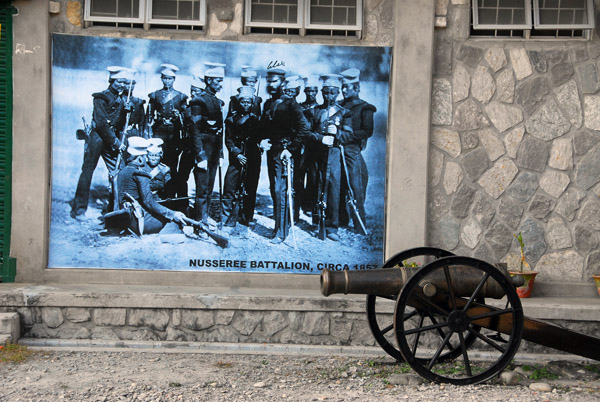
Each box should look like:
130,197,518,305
222,86,261,227
227,65,262,118
261,69,310,244
116,137,187,235
71,66,135,218
187,62,226,230
339,68,376,232
147,64,188,200
307,74,353,241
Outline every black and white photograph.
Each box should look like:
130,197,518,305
48,34,391,273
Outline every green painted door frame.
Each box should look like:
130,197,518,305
0,0,16,282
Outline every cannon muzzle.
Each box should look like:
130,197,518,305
321,264,516,299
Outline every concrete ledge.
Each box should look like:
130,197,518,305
0,312,20,342
0,283,598,321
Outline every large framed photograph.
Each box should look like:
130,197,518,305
49,34,391,273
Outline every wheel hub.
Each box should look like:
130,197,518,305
447,310,470,332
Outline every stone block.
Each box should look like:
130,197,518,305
574,143,600,190
471,66,495,103
515,76,549,115
554,80,582,128
516,135,548,173
539,170,570,199
478,128,505,161
584,95,600,130
181,309,215,331
549,138,573,170
443,161,463,195
432,127,461,158
547,216,572,250
428,188,449,221
471,195,495,228
509,48,533,80
520,218,547,263
93,308,126,327
528,193,556,222
576,63,600,94
574,225,598,253
496,69,515,103
577,198,600,231
434,34,453,76
262,311,288,337
504,126,525,158
42,307,64,329
478,158,518,199
461,217,482,249
461,148,489,182
485,221,514,260
215,310,235,325
485,102,523,133
555,188,585,221
0,313,20,342
431,78,452,125
537,251,584,281
128,309,170,331
525,99,571,141
485,48,507,72
528,50,547,73
456,44,484,67
232,311,262,336
66,308,91,323
447,5,470,40
452,62,470,102
498,198,524,230
454,99,490,130
450,185,476,219
48,1,60,14
430,214,460,250
301,312,330,336
429,148,444,187
507,171,539,203
573,130,599,155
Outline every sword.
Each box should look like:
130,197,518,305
285,155,297,249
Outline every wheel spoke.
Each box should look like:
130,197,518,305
458,332,473,377
469,308,514,322
428,313,456,352
380,323,394,335
443,266,457,310
426,332,453,370
463,273,490,312
411,313,426,355
411,293,450,317
403,309,418,321
404,320,448,336
469,328,506,353
376,294,396,301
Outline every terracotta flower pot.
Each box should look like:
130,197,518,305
508,271,538,298
593,275,600,297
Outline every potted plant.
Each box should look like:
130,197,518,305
508,232,538,298
592,274,600,297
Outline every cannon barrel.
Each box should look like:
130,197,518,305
321,264,517,299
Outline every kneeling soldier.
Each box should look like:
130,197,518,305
117,137,187,235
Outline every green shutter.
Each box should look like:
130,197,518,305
0,0,16,282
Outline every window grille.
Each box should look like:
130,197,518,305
84,0,206,31
245,0,362,37
471,0,594,38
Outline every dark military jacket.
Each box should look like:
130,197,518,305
307,103,354,146
300,100,319,121
148,88,188,128
227,94,262,119
147,163,171,194
117,163,175,221
92,88,127,151
225,112,260,157
261,94,309,150
339,97,377,146
186,91,225,161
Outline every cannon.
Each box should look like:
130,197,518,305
320,247,600,385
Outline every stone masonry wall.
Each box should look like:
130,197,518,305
429,0,600,286
49,0,394,47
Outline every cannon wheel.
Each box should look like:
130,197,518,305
394,256,524,385
367,247,464,362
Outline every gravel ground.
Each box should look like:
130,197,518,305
1,347,599,402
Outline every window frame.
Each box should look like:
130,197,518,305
244,0,304,30
146,0,207,27
84,0,207,29
304,0,363,31
532,0,595,30
472,0,533,31
84,0,146,24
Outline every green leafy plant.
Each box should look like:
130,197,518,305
0,342,34,363
513,232,531,272
522,365,558,380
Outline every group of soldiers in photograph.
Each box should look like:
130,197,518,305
70,61,377,245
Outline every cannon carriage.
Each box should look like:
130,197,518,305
320,247,600,385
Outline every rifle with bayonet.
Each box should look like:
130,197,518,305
339,144,367,235
226,142,248,227
109,81,135,211
285,154,297,248
76,116,92,140
316,112,340,240
183,217,229,248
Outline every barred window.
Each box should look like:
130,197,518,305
84,0,207,31
245,0,362,38
472,0,595,38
